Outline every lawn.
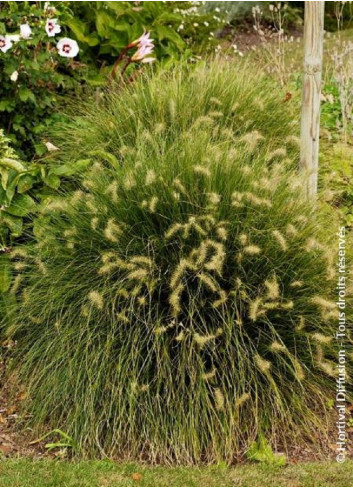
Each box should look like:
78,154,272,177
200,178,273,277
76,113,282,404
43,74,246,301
0,459,352,487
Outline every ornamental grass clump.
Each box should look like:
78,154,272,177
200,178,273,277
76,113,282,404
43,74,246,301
4,62,352,463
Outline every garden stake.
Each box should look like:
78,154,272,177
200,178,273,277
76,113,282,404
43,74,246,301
300,1,325,198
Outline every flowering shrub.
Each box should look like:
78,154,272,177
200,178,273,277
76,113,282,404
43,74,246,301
67,1,227,60
0,2,87,159
0,1,225,159
5,62,351,463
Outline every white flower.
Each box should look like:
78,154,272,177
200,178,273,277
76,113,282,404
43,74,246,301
7,34,21,43
10,70,18,82
20,24,32,39
45,141,59,152
129,31,154,49
130,31,155,62
57,37,79,58
131,44,154,61
0,35,13,53
141,57,155,64
45,18,61,37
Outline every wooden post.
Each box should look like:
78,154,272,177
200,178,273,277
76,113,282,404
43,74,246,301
300,1,325,198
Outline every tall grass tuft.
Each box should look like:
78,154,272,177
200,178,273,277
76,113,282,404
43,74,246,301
4,61,352,464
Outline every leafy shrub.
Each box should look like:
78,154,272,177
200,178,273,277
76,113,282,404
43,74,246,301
0,130,51,249
0,2,89,159
0,128,97,324
0,130,60,323
5,62,351,463
67,1,226,62
0,1,228,159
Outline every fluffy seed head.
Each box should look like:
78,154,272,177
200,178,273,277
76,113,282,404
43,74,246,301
193,165,211,177
312,333,332,344
235,392,250,408
239,234,248,245
265,277,280,299
293,359,305,381
214,388,225,411
244,245,261,255
148,196,158,213
88,290,104,310
194,332,216,347
290,280,303,288
270,341,287,352
198,273,219,293
104,219,123,243
286,224,298,236
311,296,336,310
255,355,271,373
272,230,288,251
249,297,263,322
202,367,217,381
11,274,22,295
91,217,99,230
216,227,228,241
145,169,156,185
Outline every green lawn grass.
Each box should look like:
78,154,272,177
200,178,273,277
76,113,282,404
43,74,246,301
0,459,352,487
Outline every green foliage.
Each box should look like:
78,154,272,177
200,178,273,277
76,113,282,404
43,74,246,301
30,429,77,453
0,1,90,159
0,130,101,321
67,1,225,62
0,131,33,249
324,1,353,32
0,130,56,321
320,143,353,228
0,1,227,159
320,67,353,228
247,434,286,466
0,130,61,248
4,62,351,463
321,79,348,141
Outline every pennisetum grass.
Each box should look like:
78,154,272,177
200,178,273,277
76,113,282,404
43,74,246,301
2,60,352,464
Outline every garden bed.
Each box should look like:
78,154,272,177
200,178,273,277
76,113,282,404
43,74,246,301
1,3,353,484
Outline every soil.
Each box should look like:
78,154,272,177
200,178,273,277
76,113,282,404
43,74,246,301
0,341,49,458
